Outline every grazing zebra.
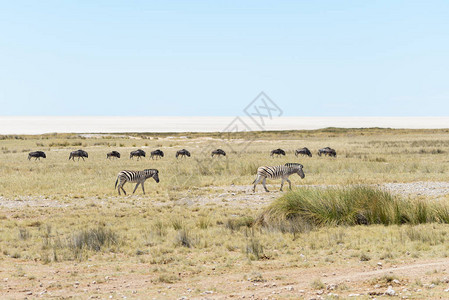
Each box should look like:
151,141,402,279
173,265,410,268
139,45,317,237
107,151,121,159
115,169,160,195
252,163,305,192
318,147,337,157
28,151,46,160
176,149,191,159
211,149,226,157
69,149,88,161
130,149,146,160
150,149,164,160
295,147,312,157
270,148,286,157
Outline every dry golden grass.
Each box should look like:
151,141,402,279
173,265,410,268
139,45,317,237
1,128,449,298
0,129,448,197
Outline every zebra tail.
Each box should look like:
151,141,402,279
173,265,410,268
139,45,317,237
115,177,118,189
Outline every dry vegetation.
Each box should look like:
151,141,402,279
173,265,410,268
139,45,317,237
1,128,449,298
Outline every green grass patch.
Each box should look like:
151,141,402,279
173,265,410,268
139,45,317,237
258,186,449,230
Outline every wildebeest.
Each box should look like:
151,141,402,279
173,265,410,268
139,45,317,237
211,149,226,157
176,149,191,159
28,151,46,160
295,147,312,157
107,151,121,159
130,149,146,160
270,148,286,157
69,149,88,161
318,147,337,157
150,149,164,160
252,163,305,192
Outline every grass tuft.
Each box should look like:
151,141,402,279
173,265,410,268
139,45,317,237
258,186,449,231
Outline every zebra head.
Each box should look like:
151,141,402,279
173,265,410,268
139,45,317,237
145,169,160,183
285,163,305,179
297,164,305,178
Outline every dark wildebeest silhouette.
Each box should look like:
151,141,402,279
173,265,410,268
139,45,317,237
295,147,312,157
150,149,164,160
176,149,191,159
270,148,286,157
318,147,337,157
28,151,46,160
211,149,226,157
69,149,88,161
107,151,121,159
130,149,146,160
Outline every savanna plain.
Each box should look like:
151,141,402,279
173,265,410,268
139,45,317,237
1,128,449,299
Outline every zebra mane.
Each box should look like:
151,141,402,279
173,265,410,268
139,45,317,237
144,169,158,173
285,163,303,168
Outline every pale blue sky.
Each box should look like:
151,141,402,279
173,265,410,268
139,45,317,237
1,1,448,116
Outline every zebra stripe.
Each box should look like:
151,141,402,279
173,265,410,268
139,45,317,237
115,169,160,195
252,163,305,192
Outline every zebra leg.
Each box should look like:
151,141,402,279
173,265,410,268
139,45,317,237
117,181,125,195
253,175,263,192
132,182,140,194
141,182,145,194
287,178,292,190
280,178,285,191
262,178,269,192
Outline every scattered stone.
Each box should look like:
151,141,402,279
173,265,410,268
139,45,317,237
285,286,294,291
377,262,383,267
348,294,361,297
385,286,396,296
327,284,337,290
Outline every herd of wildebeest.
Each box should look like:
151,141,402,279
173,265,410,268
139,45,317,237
27,147,337,161
25,146,337,194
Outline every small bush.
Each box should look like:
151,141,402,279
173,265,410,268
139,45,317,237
175,229,192,248
225,216,254,232
311,278,325,289
246,238,264,260
69,226,118,255
18,228,31,240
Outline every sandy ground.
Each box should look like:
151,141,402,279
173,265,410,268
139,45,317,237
2,181,448,209
2,256,449,299
2,182,449,299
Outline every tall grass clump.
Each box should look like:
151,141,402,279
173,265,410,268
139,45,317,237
258,186,449,231
69,226,119,259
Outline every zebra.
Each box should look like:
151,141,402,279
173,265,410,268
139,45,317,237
176,149,191,159
150,149,164,160
270,148,286,157
69,149,88,161
295,147,312,157
318,147,337,157
211,149,226,157
115,169,160,195
130,149,146,160
252,163,305,192
28,151,46,160
107,151,121,159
